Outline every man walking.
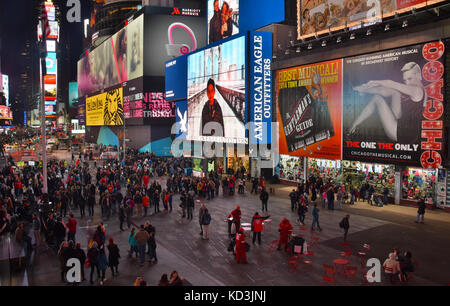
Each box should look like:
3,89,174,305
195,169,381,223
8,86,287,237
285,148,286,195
311,204,322,231
200,207,211,240
134,225,150,266
340,214,350,241
327,186,335,210
199,204,206,236
416,198,426,224
260,187,269,214
65,212,77,243
289,189,298,212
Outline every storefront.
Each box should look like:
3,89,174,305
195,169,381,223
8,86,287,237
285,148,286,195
278,154,304,183
402,168,436,204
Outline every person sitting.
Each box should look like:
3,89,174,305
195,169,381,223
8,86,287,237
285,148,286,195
383,252,401,283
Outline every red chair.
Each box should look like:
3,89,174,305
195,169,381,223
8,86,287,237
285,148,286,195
268,240,278,251
323,275,334,284
340,251,352,257
340,241,350,248
344,266,358,277
323,264,336,275
305,250,314,256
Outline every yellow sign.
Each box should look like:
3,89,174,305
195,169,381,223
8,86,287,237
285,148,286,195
86,88,124,126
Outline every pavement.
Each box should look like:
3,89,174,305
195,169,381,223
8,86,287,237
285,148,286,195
15,151,450,286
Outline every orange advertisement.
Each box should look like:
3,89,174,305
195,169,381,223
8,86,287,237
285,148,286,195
276,59,342,160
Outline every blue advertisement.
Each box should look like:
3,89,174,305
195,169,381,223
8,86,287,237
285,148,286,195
249,31,272,144
175,99,188,140
165,55,187,101
45,52,57,75
68,82,78,108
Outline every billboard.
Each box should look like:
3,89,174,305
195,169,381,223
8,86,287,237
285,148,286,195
45,52,57,75
297,0,446,40
239,0,285,34
277,59,343,160
249,31,273,145
69,82,78,108
207,0,239,44
2,74,9,106
165,55,188,101
38,20,59,40
343,41,445,168
47,40,56,52
144,14,206,77
0,106,13,120
86,87,124,126
187,35,247,144
77,14,144,97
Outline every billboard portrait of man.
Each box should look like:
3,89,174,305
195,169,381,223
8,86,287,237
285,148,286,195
201,78,224,136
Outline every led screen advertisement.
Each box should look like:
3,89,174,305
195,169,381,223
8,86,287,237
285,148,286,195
276,59,343,160
165,55,188,101
69,82,78,108
86,87,124,126
46,52,57,75
343,41,446,168
296,0,447,40
77,14,144,97
0,106,13,120
144,14,206,77
207,0,239,44
187,35,246,144
38,20,59,40
2,74,9,106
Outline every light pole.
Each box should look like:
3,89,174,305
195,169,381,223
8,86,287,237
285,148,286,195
39,22,48,194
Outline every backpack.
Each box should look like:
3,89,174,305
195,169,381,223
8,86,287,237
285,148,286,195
339,219,345,228
203,212,211,225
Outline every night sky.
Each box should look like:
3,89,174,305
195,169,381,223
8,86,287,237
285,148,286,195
0,0,92,124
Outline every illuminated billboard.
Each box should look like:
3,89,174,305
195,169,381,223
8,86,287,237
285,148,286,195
86,87,124,126
45,52,57,75
187,35,246,144
0,106,13,120
207,0,239,44
69,82,78,108
2,74,9,106
77,14,144,97
38,20,59,40
297,0,447,40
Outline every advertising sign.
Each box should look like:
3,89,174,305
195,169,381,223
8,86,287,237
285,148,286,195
69,82,78,108
144,14,206,77
239,0,285,34
165,55,188,101
77,97,86,125
343,41,445,168
38,20,59,40
187,35,247,144
143,92,176,119
249,31,272,145
0,106,13,120
46,40,56,52
176,100,188,139
45,52,57,75
78,15,144,97
2,74,8,106
207,0,239,44
277,59,343,160
86,87,124,126
296,0,446,40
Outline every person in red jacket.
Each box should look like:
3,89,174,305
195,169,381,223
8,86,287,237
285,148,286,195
230,206,241,230
235,227,247,264
277,218,293,251
251,212,270,245
142,173,149,189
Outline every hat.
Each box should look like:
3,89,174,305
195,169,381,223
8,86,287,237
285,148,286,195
239,227,244,232
236,206,240,209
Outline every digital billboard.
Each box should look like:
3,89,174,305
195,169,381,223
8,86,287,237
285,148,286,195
297,0,447,40
277,59,343,160
207,0,239,44
38,20,59,40
69,82,78,108
0,106,13,120
343,41,445,168
86,87,124,126
187,35,246,144
2,74,9,106
46,40,56,52
44,84,57,101
77,14,144,97
45,52,57,75
144,14,206,77
165,55,188,101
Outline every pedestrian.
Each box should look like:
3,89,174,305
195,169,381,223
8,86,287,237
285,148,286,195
201,207,211,240
65,212,77,243
54,217,67,250
339,214,350,241
134,225,150,266
88,192,95,217
187,193,194,220
230,206,241,230
148,231,158,263
289,189,298,212
31,213,41,248
125,203,132,228
93,225,105,249
416,198,426,224
327,186,335,210
251,212,270,245
168,270,184,286
234,227,247,264
97,248,108,285
107,237,120,277
128,227,138,259
277,218,293,251
144,221,155,254
199,204,206,236
142,193,150,217
383,253,401,283
158,274,169,286
297,200,308,225
311,203,322,231
57,241,70,282
87,241,100,285
74,242,86,282
118,204,126,231
259,187,269,213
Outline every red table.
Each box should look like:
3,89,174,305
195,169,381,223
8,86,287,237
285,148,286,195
333,258,350,274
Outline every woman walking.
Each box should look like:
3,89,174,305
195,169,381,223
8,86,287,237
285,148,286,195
107,237,120,277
